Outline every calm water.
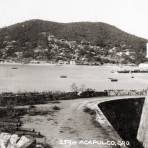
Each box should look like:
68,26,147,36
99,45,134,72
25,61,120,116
0,64,148,92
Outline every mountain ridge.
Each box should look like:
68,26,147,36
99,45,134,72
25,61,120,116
0,19,147,64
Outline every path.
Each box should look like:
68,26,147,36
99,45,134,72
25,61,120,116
22,96,143,148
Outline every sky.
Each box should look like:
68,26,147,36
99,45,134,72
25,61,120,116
0,0,148,39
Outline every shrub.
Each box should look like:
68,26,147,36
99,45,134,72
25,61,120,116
83,107,95,115
52,106,61,111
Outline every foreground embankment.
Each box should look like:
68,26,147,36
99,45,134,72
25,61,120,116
98,98,145,148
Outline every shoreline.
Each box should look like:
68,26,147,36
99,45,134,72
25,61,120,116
0,62,137,67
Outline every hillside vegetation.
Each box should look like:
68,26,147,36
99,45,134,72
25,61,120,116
0,19,147,64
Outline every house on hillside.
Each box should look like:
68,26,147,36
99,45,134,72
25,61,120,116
30,60,40,64
70,60,76,65
47,34,55,42
0,59,5,63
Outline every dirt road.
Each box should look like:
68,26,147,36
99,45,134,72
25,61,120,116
22,96,141,148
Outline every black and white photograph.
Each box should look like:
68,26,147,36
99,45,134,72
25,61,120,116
0,0,148,147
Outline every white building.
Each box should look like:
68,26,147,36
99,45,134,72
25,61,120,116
70,60,76,65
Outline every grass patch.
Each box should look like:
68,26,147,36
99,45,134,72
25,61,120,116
28,105,61,116
83,107,96,115
49,101,61,104
29,110,52,116
83,107,102,128
52,105,61,111
0,90,108,106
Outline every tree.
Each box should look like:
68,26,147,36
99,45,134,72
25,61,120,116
70,83,79,93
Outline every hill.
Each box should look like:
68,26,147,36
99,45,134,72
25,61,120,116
0,19,147,64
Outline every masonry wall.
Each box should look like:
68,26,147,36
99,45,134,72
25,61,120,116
137,96,148,148
98,98,145,148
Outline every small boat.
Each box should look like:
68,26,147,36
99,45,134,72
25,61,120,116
108,78,118,82
117,70,130,73
11,67,18,69
118,69,148,73
60,75,67,78
111,78,118,82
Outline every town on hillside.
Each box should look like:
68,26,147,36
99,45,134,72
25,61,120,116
0,33,145,65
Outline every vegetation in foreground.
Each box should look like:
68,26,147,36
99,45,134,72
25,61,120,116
0,84,146,107
0,84,108,106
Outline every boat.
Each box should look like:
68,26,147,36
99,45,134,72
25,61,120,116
108,78,118,82
117,69,148,73
117,70,130,73
60,75,67,78
111,78,118,82
11,67,18,69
